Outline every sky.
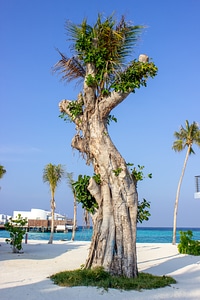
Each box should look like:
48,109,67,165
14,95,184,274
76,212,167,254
0,0,200,227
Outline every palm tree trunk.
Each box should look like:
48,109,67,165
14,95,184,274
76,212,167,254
172,146,191,245
48,196,55,244
71,194,77,241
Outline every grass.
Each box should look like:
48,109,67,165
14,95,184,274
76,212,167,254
50,267,176,291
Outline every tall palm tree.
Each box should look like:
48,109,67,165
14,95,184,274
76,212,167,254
43,163,65,244
172,120,200,245
0,165,6,190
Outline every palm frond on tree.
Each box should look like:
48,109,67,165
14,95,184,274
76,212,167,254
53,50,86,83
55,14,144,95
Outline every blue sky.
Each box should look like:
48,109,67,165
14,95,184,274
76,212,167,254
1,0,200,227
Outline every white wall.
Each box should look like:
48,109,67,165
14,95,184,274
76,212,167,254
30,209,48,219
13,211,31,219
12,209,66,220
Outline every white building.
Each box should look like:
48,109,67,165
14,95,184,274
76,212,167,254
13,208,66,221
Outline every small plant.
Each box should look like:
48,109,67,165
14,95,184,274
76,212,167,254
178,230,200,255
5,214,27,253
92,173,101,184
85,74,97,87
137,199,151,223
73,175,99,213
112,167,122,177
127,163,152,185
67,100,83,120
59,111,70,123
107,115,117,125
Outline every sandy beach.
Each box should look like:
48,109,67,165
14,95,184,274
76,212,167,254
1,238,200,300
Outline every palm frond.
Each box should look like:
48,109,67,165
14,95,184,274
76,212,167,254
54,15,145,92
172,139,184,152
173,120,200,153
53,50,86,83
43,163,65,192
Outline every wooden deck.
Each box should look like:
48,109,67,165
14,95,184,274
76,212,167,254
27,219,73,232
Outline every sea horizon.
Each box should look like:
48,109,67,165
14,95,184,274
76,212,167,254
1,226,200,243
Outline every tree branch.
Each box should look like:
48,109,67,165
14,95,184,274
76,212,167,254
59,99,83,127
99,91,129,119
88,177,101,206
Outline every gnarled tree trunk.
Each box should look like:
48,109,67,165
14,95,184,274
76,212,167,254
84,125,138,277
59,67,138,276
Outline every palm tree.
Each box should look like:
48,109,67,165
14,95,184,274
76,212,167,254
172,120,200,245
0,165,6,179
43,163,65,244
0,165,6,190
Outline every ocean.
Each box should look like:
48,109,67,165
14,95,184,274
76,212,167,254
1,227,200,243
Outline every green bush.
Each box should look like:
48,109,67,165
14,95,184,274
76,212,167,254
5,214,27,253
178,230,200,255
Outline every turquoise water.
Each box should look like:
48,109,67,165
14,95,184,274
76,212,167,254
1,227,200,243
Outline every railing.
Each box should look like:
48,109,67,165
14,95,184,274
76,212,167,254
195,175,200,199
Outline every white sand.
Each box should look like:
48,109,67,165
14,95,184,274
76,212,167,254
1,238,200,300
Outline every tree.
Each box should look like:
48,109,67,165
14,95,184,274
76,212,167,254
5,214,27,253
43,163,65,244
172,120,200,245
54,14,157,277
0,165,6,189
66,172,77,241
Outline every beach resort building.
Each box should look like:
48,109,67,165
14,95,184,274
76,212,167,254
12,208,73,232
13,208,66,221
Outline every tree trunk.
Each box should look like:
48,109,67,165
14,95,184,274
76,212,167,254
49,196,55,244
172,146,190,245
72,113,138,277
59,64,138,277
71,194,77,241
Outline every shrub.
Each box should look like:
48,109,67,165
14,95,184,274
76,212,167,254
5,214,27,253
178,230,200,255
